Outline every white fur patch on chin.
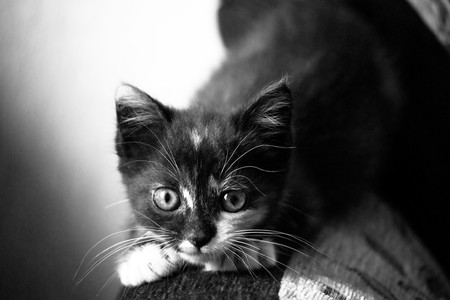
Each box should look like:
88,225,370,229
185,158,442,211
179,252,209,266
117,243,181,287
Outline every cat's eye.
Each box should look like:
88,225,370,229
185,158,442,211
153,188,180,211
221,191,247,213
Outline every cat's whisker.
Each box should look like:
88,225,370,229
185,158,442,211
96,271,118,298
228,243,280,284
235,229,312,248
279,203,318,221
117,157,178,180
222,131,258,177
116,141,169,166
229,238,299,275
146,162,178,181
229,165,287,174
132,209,176,234
178,260,189,274
228,238,261,252
223,143,294,176
77,229,170,285
104,199,129,209
239,237,317,264
77,234,173,287
85,237,145,269
163,137,182,177
75,241,138,286
220,176,246,191
84,235,158,274
140,228,175,239
208,251,221,278
234,229,328,258
219,130,256,179
89,230,172,266
221,248,239,271
141,124,182,177
219,148,230,180
116,140,153,150
160,239,177,252
225,245,253,277
225,241,254,268
223,174,266,197
74,227,144,280
235,228,312,243
118,126,181,178
226,244,260,280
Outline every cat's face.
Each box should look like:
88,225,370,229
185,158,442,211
115,81,292,265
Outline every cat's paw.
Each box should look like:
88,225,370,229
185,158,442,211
117,243,180,286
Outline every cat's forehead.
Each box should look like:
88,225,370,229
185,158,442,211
171,111,232,150
188,127,209,149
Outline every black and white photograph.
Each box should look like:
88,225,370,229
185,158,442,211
1,0,450,299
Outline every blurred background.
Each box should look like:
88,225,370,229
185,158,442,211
0,1,224,299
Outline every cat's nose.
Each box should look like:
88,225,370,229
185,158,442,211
184,218,216,249
188,233,211,249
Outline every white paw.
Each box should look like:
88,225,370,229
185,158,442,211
117,243,181,286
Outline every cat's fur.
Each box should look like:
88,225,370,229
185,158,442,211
115,79,295,286
115,0,450,286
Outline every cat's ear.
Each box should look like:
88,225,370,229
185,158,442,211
234,79,293,140
115,84,174,158
115,84,173,132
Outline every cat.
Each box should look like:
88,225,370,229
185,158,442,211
114,0,450,286
115,79,297,286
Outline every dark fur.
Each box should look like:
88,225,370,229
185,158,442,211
218,0,450,274
116,0,450,275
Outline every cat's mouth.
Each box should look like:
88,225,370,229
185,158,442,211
178,246,211,257
179,248,202,257
177,241,219,264
179,250,202,257
178,240,206,255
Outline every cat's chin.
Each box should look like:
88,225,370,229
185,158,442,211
178,251,214,265
177,240,223,266
179,251,236,272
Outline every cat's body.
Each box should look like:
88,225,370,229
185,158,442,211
115,0,450,286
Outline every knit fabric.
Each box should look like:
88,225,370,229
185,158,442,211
119,268,282,299
279,197,450,300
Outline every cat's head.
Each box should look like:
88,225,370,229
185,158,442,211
115,80,293,265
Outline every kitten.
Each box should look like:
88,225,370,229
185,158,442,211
115,0,403,286
115,80,295,286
